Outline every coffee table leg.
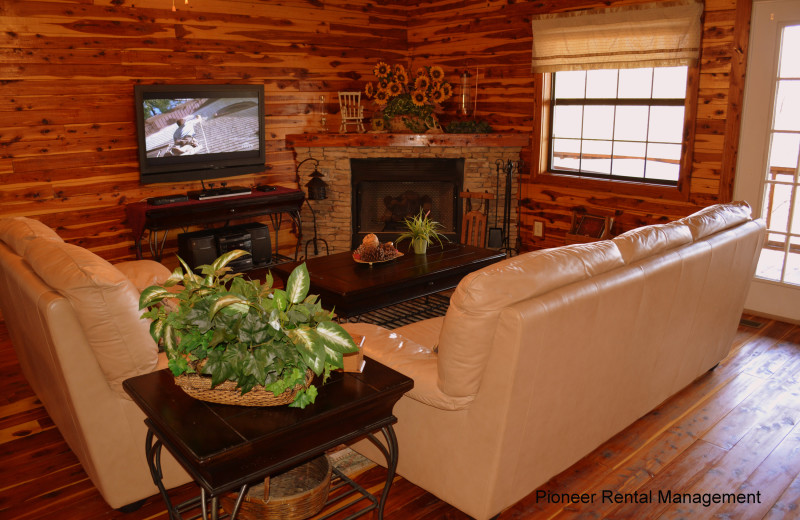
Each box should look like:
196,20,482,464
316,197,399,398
366,425,399,519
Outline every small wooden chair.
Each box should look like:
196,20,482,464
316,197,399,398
338,91,365,133
460,191,494,247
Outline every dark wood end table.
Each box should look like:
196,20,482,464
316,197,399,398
123,358,413,520
271,243,506,319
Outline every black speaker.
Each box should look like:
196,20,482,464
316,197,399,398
217,231,254,271
177,230,218,271
241,223,271,267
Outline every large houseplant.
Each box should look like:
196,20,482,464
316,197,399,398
395,210,449,254
138,250,358,409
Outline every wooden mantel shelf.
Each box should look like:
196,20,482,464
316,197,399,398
285,132,529,148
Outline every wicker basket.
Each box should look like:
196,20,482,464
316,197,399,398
174,369,313,407
220,455,332,520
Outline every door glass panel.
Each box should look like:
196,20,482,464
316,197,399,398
756,23,800,286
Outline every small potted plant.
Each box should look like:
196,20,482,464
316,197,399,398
395,209,449,255
138,250,358,409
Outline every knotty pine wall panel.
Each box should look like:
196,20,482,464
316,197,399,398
407,0,752,251
0,0,407,264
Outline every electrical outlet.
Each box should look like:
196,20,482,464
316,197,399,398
534,220,544,238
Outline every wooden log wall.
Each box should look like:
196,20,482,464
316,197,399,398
405,0,753,250
0,0,408,265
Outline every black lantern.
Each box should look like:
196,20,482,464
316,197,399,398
306,167,328,201
296,158,329,257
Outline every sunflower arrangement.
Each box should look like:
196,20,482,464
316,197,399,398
364,61,453,132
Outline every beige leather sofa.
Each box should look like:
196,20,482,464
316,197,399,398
344,202,765,520
0,217,191,509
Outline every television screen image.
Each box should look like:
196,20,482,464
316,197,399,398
134,84,266,184
141,96,260,158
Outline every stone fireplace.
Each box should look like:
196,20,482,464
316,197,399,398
287,134,527,257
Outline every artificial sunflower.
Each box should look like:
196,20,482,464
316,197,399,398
429,66,445,82
416,66,428,77
430,87,445,104
364,82,375,99
374,89,390,106
414,75,430,92
395,64,408,78
374,61,391,78
396,70,408,84
441,82,453,100
388,81,402,96
411,89,428,107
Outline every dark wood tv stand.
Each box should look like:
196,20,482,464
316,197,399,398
125,186,305,262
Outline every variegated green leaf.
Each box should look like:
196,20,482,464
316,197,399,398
149,318,166,343
208,294,250,319
177,256,201,285
139,286,171,309
285,263,310,304
315,321,358,353
211,249,251,272
287,327,325,375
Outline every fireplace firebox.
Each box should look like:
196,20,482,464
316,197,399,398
351,158,464,249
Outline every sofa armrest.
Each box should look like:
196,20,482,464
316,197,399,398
343,322,474,411
115,260,172,293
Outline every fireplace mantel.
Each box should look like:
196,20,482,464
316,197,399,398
285,132,529,149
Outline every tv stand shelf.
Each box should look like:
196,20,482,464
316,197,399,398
125,187,305,262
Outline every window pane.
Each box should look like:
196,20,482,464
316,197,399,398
652,66,688,98
756,244,784,281
648,106,685,143
583,105,614,139
554,71,587,98
586,69,618,98
785,235,800,285
614,106,649,141
774,80,800,132
612,141,646,178
618,68,653,98
581,140,612,174
769,133,800,171
645,143,681,182
780,26,800,78
552,139,581,171
763,182,793,233
553,105,583,138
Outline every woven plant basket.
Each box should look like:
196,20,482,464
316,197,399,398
220,455,332,520
174,369,314,407
387,114,427,133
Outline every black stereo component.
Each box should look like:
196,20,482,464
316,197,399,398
177,223,271,273
177,230,218,270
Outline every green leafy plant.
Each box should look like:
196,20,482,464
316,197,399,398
444,119,493,134
395,210,449,250
138,250,358,409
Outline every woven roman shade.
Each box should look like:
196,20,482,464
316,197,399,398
531,0,704,73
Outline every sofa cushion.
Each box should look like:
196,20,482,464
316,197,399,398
678,201,752,240
24,239,159,394
0,217,63,256
613,221,693,264
114,260,172,293
437,240,624,398
343,322,474,411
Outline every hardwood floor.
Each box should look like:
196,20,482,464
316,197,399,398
1,313,799,519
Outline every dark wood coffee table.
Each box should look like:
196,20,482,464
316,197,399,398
270,243,506,319
123,359,413,520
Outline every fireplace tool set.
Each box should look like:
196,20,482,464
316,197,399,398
491,159,522,255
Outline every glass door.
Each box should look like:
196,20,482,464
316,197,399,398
735,0,800,320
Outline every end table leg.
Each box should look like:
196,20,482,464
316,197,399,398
145,428,180,520
366,425,399,519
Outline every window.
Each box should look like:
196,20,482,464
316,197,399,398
549,66,689,186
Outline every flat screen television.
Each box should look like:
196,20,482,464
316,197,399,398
134,84,266,184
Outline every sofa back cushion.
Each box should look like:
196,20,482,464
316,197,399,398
677,200,752,240
24,239,159,394
437,240,624,397
0,217,63,256
612,221,693,264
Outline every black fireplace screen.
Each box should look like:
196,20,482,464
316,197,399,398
351,158,464,248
